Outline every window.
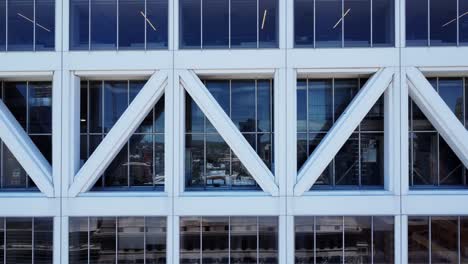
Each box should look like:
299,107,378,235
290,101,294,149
0,81,52,190
80,80,165,190
180,216,278,264
179,0,278,49
185,79,274,191
69,216,166,264
294,0,394,48
69,0,168,50
408,216,467,263
409,77,467,188
295,216,394,264
406,0,468,46
297,78,385,190
0,0,54,51
0,217,53,264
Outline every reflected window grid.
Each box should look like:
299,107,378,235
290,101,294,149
0,81,52,190
185,79,274,191
295,216,394,264
0,0,55,51
408,216,464,264
297,77,384,190
408,77,467,188
80,80,165,190
179,0,279,49
179,216,278,263
406,0,468,46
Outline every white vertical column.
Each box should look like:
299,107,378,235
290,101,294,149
52,71,62,197
284,215,295,264
173,215,180,264
399,215,408,264
285,68,297,196
173,72,185,196
59,216,69,264
52,216,62,264
285,0,294,49
166,214,175,264
61,0,69,51
400,67,409,196
275,69,287,196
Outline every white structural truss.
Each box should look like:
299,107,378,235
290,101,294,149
0,0,467,263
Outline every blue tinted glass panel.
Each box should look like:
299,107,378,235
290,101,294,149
185,92,204,133
410,132,437,186
316,0,342,47
231,80,256,132
35,0,55,50
8,0,34,51
91,0,117,50
430,0,457,46
205,134,230,188
231,0,257,48
257,80,272,132
294,0,314,47
309,133,332,186
103,81,127,132
88,81,103,133
154,134,164,186
461,0,468,45
104,143,128,187
297,133,308,169
439,136,464,185
70,0,89,50
308,79,332,132
118,0,144,50
29,82,52,133
373,0,394,46
406,0,428,46
297,80,307,132
0,0,5,51
334,79,358,120
3,82,27,129
344,0,371,47
180,0,201,48
2,145,27,188
259,0,278,48
360,133,384,186
438,78,464,123
129,134,153,186
335,133,359,186
146,0,168,49
185,134,204,188
206,80,229,133
202,0,228,48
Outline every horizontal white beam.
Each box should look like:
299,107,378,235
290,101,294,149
68,70,168,197
406,67,468,168
294,68,394,196
179,70,280,196
0,100,54,197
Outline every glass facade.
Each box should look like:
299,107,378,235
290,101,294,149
69,216,166,264
80,80,165,190
69,0,168,50
406,0,468,46
179,0,279,49
180,216,278,264
409,77,467,188
295,216,394,264
185,79,274,191
294,0,395,48
297,77,385,190
0,81,52,190
0,0,55,51
408,216,467,264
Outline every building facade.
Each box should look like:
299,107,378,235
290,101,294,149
0,0,467,263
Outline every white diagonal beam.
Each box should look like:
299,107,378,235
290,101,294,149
294,68,394,196
68,70,168,197
179,70,279,196
0,99,54,197
406,67,468,168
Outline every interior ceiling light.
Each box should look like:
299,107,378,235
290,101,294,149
140,11,157,31
442,11,468,28
261,9,267,30
333,8,351,29
17,13,51,32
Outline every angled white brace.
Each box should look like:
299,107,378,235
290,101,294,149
0,99,54,197
406,67,468,168
179,70,280,196
68,70,168,197
294,68,394,196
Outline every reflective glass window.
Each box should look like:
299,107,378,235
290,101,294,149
315,0,342,47
462,217,468,263
259,0,279,48
90,0,117,50
373,216,394,264
406,0,428,46
179,0,201,48
430,0,457,46
294,0,314,47
461,0,468,45
0,0,5,51
70,0,89,50
35,0,55,50
146,0,168,49
230,217,257,264
408,216,429,264
316,216,343,263
431,216,458,263
8,0,34,51
373,0,394,46
231,0,258,48
343,0,371,47
344,216,371,263
118,0,144,50
6,218,32,264
202,0,229,48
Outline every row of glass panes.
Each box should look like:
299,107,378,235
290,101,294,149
408,216,468,264
294,0,395,48
406,0,468,46
0,217,53,264
0,0,55,51
79,80,165,190
179,0,278,49
295,216,394,264
297,78,385,189
0,81,52,190
69,217,166,264
180,216,278,264
185,79,274,190
69,0,168,50
408,77,468,188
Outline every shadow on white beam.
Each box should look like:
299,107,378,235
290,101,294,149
406,67,468,168
294,68,395,196
178,70,279,196
0,100,53,197
68,70,169,197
